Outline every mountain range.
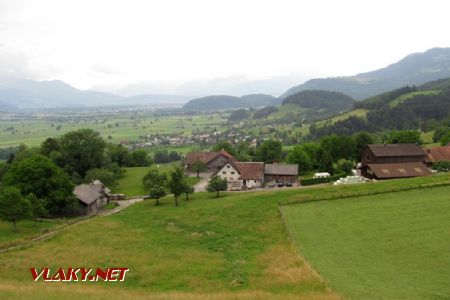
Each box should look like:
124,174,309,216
1,47,450,111
281,47,450,100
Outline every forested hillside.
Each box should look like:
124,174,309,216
310,79,450,139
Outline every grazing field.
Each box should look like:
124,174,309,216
112,164,200,197
0,219,63,248
0,188,341,299
281,185,450,299
0,174,448,299
0,112,228,147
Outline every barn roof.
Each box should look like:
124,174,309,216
234,162,264,180
185,150,235,165
264,164,298,176
73,184,102,205
425,146,450,163
367,144,426,157
367,162,431,179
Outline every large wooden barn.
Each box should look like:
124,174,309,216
359,144,431,180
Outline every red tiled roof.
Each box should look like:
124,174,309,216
185,150,235,165
425,146,450,163
367,162,431,179
233,162,264,180
368,144,426,157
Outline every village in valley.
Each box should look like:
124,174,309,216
1,2,450,297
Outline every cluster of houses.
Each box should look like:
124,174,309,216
73,143,449,215
358,143,450,180
121,130,260,150
185,150,298,190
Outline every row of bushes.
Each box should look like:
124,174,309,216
300,172,346,186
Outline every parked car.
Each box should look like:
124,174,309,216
266,181,276,188
285,182,292,187
277,182,284,187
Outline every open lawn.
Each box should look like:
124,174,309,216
281,185,450,299
0,174,448,299
0,219,64,248
112,164,200,197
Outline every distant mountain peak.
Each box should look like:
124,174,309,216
281,47,450,100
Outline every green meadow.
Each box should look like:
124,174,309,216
112,165,200,197
0,113,228,147
0,174,448,299
281,185,450,299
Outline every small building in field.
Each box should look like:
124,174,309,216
74,181,110,215
264,164,299,184
359,144,431,179
185,150,235,172
425,146,450,167
216,161,265,190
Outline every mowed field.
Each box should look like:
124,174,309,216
112,165,200,197
281,185,450,299
0,174,448,299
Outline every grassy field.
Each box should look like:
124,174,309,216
389,90,441,108
0,113,228,147
281,185,450,299
0,186,343,299
0,219,66,248
112,164,200,197
0,174,448,299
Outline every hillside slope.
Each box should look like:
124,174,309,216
182,94,278,111
281,47,450,100
310,78,450,137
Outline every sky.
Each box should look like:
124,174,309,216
0,0,449,93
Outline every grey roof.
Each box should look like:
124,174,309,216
368,144,426,157
74,184,102,205
264,164,298,176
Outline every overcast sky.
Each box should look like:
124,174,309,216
1,0,449,90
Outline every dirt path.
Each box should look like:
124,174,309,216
192,172,212,192
0,198,143,253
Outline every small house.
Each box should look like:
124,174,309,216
74,181,109,215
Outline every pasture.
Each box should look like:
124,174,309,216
112,165,200,197
0,112,228,147
0,174,448,299
281,185,450,299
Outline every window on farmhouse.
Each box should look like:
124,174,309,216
222,171,226,174
231,171,235,174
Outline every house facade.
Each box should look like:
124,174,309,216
185,150,235,172
359,144,431,179
216,161,265,190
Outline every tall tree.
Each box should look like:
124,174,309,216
255,140,282,163
0,186,32,230
27,194,48,225
206,176,228,198
168,168,185,207
59,129,107,177
3,154,77,216
212,141,236,156
191,159,207,178
353,131,373,160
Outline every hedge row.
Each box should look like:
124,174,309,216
300,172,346,186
